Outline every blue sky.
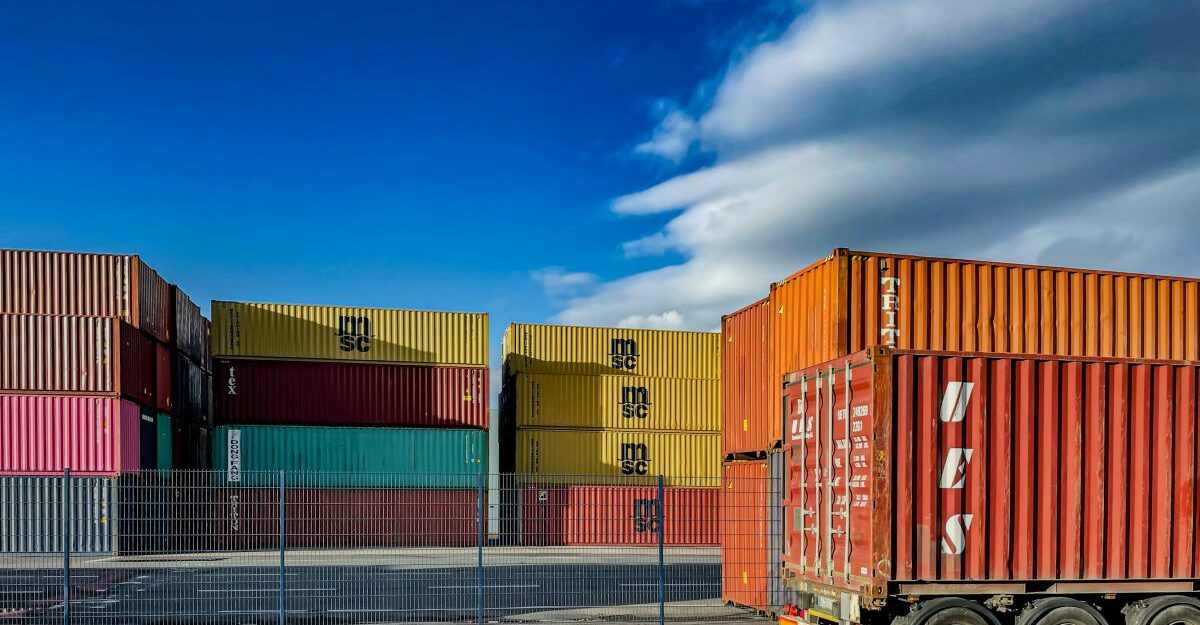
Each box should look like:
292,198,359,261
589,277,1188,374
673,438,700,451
4,1,1200,389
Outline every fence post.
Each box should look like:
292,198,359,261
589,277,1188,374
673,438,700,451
657,474,665,625
279,470,286,624
477,469,485,625
62,468,70,625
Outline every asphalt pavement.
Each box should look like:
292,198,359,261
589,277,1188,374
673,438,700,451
0,547,764,624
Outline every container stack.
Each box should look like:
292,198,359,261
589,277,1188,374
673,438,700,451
207,301,489,548
0,249,213,553
499,322,721,546
719,248,1200,616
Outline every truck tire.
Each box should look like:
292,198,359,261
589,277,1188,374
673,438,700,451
1145,598,1200,625
910,598,1000,625
1019,600,1108,625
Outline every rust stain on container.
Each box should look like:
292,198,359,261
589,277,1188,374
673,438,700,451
782,347,1200,601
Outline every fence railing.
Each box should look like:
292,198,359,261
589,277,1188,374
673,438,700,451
1,470,780,624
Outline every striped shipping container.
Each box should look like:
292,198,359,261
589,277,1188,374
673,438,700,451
211,301,488,366
502,323,720,379
510,428,720,484
519,485,718,546
213,358,488,428
1,395,142,475
0,249,173,343
506,372,718,431
0,475,116,553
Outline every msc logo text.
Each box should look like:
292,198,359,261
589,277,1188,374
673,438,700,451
335,315,373,353
620,386,651,419
619,442,650,475
632,498,660,533
609,338,638,371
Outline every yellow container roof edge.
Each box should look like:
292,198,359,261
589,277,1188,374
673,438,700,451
212,299,489,316
505,321,718,337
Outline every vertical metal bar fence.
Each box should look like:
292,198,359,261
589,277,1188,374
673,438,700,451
61,468,69,625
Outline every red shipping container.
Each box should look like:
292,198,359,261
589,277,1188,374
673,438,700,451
0,394,141,475
0,249,173,344
722,298,772,457
1,315,157,405
720,460,768,611
783,347,1200,602
213,358,488,428
155,342,173,413
202,488,483,549
520,485,718,546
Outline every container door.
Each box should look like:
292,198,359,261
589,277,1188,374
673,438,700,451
139,409,157,471
782,351,877,590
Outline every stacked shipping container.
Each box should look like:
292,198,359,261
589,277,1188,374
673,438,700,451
500,323,721,546
719,247,1200,616
209,301,488,548
0,249,213,553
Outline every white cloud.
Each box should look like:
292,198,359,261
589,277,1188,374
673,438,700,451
551,0,1200,330
531,267,598,303
634,106,699,163
617,310,685,330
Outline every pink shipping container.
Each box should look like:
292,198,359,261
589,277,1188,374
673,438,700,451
0,394,141,475
0,249,173,344
781,347,1200,621
213,358,488,428
0,314,157,405
520,485,718,546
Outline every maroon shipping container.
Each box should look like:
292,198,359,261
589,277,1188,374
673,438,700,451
0,314,157,404
781,347,1200,620
0,394,141,475
155,342,173,413
172,286,210,368
203,488,483,549
520,485,717,546
0,249,173,343
213,358,488,428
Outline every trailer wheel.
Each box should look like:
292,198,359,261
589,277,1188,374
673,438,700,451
1019,599,1108,625
909,598,1001,625
1135,597,1200,625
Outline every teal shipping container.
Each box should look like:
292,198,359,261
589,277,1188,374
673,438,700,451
210,425,486,487
156,413,173,471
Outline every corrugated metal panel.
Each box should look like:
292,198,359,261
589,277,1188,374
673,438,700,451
509,373,718,431
171,418,210,471
722,298,772,456
172,351,211,427
503,323,720,379
720,460,768,612
155,412,173,471
782,348,1200,600
120,325,157,406
211,301,488,366
0,314,114,394
213,358,488,429
515,428,720,484
155,342,172,412
206,488,483,549
0,475,116,554
767,450,800,614
520,485,718,546
766,249,1200,451
0,250,175,343
173,286,210,367
210,425,485,487
0,395,141,475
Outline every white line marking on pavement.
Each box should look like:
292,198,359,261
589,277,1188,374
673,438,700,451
618,582,721,587
198,588,334,593
428,584,539,589
196,573,298,577
0,590,43,595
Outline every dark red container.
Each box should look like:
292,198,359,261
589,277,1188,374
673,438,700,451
204,488,483,549
213,358,489,429
783,347,1200,601
520,485,718,546
155,343,173,413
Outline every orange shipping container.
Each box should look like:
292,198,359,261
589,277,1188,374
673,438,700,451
722,298,771,458
753,249,1200,453
720,459,768,612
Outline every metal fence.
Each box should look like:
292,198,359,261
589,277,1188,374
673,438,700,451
1,470,781,624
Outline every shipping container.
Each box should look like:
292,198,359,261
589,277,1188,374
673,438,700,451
0,395,141,475
722,298,772,457
520,485,717,546
0,475,116,553
171,418,210,471
213,358,488,429
155,342,173,413
510,428,720,484
210,425,485,488
0,315,158,403
721,459,768,612
781,347,1200,622
0,249,173,343
203,487,483,550
173,286,210,367
211,301,488,366
766,450,802,615
503,323,720,379
172,351,212,426
759,249,1200,453
505,372,718,431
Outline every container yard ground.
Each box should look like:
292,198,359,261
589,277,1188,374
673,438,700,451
1,546,760,624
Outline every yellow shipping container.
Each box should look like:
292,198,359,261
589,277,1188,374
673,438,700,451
515,428,720,484
211,301,488,366
502,323,720,379
510,373,719,431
